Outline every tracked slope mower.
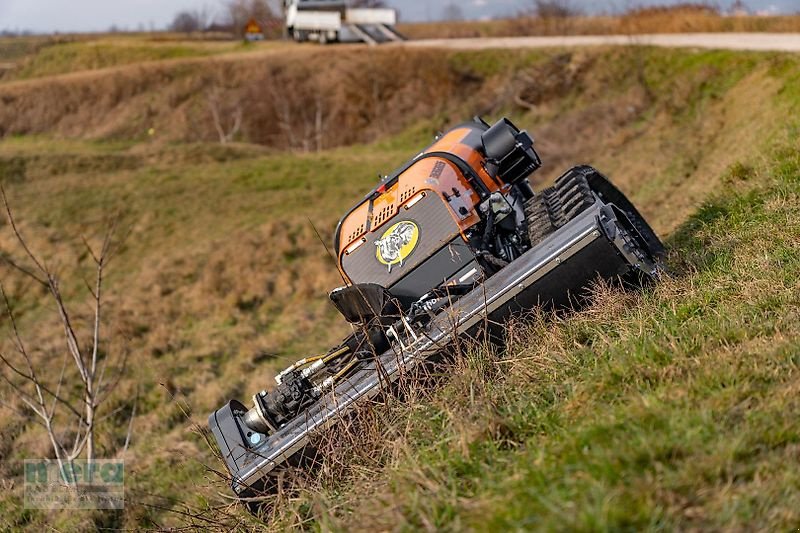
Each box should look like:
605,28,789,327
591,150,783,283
209,117,665,500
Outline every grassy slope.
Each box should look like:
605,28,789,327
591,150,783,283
0,43,798,530
255,54,800,531
0,35,270,81
0,136,419,531
327,146,800,531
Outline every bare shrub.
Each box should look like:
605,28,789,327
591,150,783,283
206,85,243,144
442,3,465,21
0,186,131,483
530,0,580,19
620,3,722,34
170,6,215,33
238,48,462,150
0,48,469,150
524,0,581,35
398,7,800,39
170,11,204,34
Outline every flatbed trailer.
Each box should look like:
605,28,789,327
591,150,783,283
284,0,404,44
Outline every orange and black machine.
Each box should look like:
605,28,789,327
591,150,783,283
210,117,664,504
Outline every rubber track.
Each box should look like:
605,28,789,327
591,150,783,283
524,167,597,247
524,192,554,247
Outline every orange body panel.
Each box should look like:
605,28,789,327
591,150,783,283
336,125,507,273
426,127,503,195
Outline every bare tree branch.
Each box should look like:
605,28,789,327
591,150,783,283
206,86,243,144
96,341,130,407
0,251,47,287
48,350,69,418
0,399,47,429
123,387,139,457
0,185,48,279
0,368,44,414
0,349,85,421
0,286,85,421
0,188,127,479
50,279,89,384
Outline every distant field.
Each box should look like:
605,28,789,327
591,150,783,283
399,11,800,40
0,33,799,531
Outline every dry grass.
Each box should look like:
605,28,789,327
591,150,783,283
0,34,251,81
0,46,484,149
399,11,800,40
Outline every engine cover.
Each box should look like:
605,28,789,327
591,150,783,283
340,191,481,302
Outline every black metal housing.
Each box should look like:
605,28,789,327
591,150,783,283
481,118,542,186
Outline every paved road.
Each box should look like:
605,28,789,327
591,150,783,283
403,33,800,53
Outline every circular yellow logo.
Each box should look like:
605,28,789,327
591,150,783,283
375,220,419,272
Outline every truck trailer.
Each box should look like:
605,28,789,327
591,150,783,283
284,0,404,44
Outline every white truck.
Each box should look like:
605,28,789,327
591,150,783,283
284,0,404,44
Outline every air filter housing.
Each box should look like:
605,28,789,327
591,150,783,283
481,118,542,185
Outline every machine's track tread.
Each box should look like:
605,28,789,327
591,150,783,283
555,168,595,222
525,167,597,247
568,164,665,262
524,192,554,247
542,188,567,228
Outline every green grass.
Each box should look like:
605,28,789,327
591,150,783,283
479,162,800,530
0,134,424,529
1,37,266,81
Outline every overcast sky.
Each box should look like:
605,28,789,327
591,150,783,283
0,0,795,34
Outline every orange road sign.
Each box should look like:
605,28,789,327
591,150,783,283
244,18,262,35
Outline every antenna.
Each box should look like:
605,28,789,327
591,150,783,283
308,217,350,287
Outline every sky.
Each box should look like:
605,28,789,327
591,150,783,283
0,0,795,34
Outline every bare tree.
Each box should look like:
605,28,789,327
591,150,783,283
261,73,331,153
0,186,129,485
522,0,580,34
195,4,217,30
442,3,464,21
222,0,281,37
530,0,579,18
206,86,243,144
171,6,216,33
171,11,202,33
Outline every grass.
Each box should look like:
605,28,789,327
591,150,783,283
12,40,211,79
0,42,799,530
0,35,273,81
